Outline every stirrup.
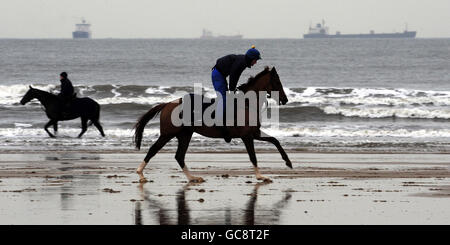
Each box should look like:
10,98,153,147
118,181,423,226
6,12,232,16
221,126,231,143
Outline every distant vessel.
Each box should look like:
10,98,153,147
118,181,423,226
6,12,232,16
72,19,92,39
200,29,243,39
303,20,416,39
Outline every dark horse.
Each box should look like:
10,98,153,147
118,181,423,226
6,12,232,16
20,86,105,138
134,67,292,183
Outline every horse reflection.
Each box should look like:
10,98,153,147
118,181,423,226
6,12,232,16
134,182,292,225
243,183,292,225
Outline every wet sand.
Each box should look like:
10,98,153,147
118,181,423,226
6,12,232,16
0,152,449,224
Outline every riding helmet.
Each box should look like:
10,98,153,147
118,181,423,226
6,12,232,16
245,45,262,60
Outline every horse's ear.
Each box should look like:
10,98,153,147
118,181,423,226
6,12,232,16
271,67,277,73
29,85,33,89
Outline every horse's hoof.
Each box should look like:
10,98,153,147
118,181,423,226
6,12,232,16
263,178,273,183
257,176,273,183
286,160,293,169
139,178,149,183
189,177,205,183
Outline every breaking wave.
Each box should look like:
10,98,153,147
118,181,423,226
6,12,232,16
2,84,450,120
3,125,450,140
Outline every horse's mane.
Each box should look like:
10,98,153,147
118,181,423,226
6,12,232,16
31,87,59,98
33,87,54,94
237,66,271,91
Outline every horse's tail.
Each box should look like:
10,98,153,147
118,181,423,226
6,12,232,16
133,103,168,150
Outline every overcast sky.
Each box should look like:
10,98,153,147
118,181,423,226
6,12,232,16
1,0,449,38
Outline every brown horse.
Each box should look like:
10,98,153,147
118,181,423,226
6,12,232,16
133,67,292,183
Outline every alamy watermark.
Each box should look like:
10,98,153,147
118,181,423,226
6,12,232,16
170,83,280,129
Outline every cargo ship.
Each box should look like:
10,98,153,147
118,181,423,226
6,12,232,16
72,19,92,39
303,20,416,39
200,29,243,39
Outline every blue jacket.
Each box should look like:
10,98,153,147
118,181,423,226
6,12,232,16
213,54,252,91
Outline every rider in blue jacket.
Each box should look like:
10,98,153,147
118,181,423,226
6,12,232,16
211,46,262,142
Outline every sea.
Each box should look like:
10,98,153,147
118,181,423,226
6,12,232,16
0,38,449,153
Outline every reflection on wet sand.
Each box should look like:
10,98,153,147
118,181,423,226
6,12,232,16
25,154,103,217
135,182,292,225
244,183,292,225
176,185,190,225
1,152,449,224
134,202,142,225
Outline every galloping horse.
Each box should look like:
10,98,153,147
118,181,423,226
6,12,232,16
134,67,292,183
20,86,105,138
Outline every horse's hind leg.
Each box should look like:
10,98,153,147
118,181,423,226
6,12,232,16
137,135,174,182
53,121,58,135
78,117,88,138
93,120,105,137
255,130,292,168
242,137,272,183
44,120,56,138
175,131,204,183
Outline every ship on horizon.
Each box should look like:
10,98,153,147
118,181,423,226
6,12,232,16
303,20,416,39
200,29,243,39
72,19,92,39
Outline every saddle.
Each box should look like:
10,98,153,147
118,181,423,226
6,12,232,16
180,93,246,126
178,94,212,123
59,93,77,118
58,93,77,102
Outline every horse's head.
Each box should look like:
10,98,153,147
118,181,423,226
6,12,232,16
20,86,37,105
239,67,289,105
267,67,288,105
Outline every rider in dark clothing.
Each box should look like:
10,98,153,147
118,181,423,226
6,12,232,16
211,46,262,142
58,72,75,117
214,54,253,92
59,72,74,98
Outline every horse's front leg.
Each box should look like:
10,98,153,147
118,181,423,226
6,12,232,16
44,120,56,138
242,137,272,183
255,130,292,168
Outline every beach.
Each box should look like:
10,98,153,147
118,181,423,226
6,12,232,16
1,39,450,225
0,151,449,225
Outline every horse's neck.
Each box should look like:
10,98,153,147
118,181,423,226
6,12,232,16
241,76,269,102
242,73,270,94
35,90,57,107
240,80,268,114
